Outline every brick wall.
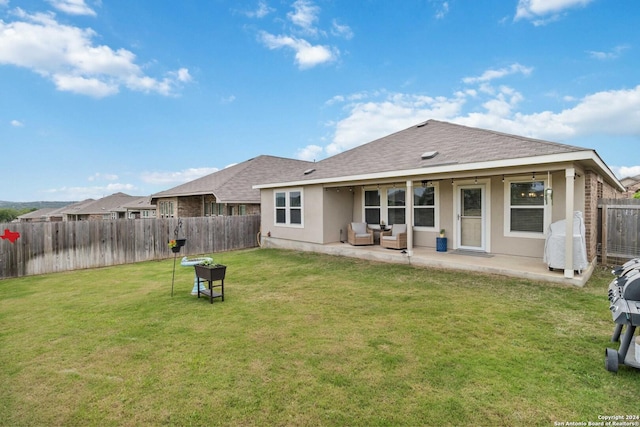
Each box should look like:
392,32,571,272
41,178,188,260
583,171,622,261
155,195,262,218
583,171,598,261
178,196,203,217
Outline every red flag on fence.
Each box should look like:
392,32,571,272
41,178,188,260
0,229,20,243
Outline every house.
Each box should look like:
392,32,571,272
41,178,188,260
16,200,94,222
63,193,144,221
620,175,640,199
150,155,314,218
118,196,156,219
16,208,60,223
255,120,625,280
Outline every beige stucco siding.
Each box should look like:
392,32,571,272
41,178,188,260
260,185,325,244
261,164,617,262
323,188,354,243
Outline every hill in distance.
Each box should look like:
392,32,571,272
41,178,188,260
0,201,76,210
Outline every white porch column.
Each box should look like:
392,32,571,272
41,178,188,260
564,168,575,279
406,180,414,257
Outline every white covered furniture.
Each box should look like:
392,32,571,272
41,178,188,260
380,224,408,250
544,211,588,273
348,222,374,246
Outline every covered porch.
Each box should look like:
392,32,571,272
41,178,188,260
262,238,594,287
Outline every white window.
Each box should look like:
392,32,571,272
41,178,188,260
159,201,175,218
387,188,406,225
413,183,438,229
504,178,548,237
362,186,409,226
364,189,381,224
205,202,225,216
275,189,303,226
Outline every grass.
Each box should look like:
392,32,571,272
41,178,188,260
0,248,638,426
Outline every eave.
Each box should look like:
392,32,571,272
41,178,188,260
254,150,624,192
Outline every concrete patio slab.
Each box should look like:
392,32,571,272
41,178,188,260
262,238,593,287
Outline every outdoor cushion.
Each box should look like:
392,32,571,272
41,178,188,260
351,222,367,234
392,224,407,236
382,235,397,241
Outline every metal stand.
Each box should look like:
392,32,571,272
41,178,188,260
180,257,213,295
606,325,639,373
171,253,177,297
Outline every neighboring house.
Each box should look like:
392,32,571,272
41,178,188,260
58,199,96,221
150,155,314,218
16,208,59,223
620,175,640,198
255,120,625,279
16,200,93,222
63,193,144,221
118,196,157,219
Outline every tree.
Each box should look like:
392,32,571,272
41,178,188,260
0,208,35,223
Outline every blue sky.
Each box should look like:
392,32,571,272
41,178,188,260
1,0,639,202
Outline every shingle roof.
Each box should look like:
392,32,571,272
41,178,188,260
151,155,315,203
119,196,155,211
69,193,142,215
58,199,96,215
261,120,590,185
17,208,58,220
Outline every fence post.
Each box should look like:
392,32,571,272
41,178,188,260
601,204,608,266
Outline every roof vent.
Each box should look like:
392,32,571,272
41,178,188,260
416,121,428,128
421,151,438,160
303,168,316,175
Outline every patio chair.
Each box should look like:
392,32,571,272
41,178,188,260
380,224,407,250
348,222,374,246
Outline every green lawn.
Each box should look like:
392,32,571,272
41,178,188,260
0,248,637,426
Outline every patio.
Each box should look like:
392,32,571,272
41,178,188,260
262,238,593,287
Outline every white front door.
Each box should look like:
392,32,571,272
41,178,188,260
457,185,485,251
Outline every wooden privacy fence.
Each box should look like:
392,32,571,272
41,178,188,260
599,199,640,265
0,215,261,279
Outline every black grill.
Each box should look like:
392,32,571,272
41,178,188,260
605,258,640,372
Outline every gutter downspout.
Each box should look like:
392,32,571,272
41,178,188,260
565,168,575,279
406,180,414,258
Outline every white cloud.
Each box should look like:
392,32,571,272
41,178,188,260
0,9,191,97
53,74,119,97
319,73,640,162
433,1,450,19
324,91,466,155
462,63,533,84
446,85,640,142
259,31,336,69
288,0,320,35
88,172,118,182
252,0,348,69
140,168,219,185
243,1,273,19
331,19,353,40
481,86,524,117
46,0,96,16
45,182,137,200
612,166,640,179
587,45,630,60
296,144,323,161
515,0,593,24
220,94,236,104
10,119,23,127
